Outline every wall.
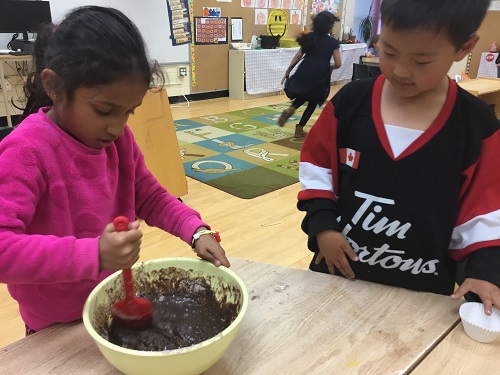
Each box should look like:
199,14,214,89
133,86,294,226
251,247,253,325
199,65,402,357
342,0,356,36
191,0,306,94
351,0,371,42
469,8,500,79
1,0,361,104
161,64,191,97
1,0,191,107
48,0,189,64
448,58,468,79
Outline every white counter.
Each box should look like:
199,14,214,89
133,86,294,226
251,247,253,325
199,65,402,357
228,43,367,99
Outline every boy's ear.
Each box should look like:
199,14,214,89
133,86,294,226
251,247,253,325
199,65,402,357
454,34,480,62
40,68,64,104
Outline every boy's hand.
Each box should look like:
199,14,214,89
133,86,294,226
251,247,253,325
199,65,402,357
451,278,500,315
316,230,358,279
193,232,230,268
98,220,142,271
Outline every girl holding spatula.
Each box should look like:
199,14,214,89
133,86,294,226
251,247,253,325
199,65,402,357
0,6,229,335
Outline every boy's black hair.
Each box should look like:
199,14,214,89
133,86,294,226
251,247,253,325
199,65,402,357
381,0,490,50
298,11,340,53
24,6,163,117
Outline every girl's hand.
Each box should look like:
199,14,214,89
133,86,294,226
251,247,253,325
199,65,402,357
451,278,500,315
281,75,288,85
98,220,142,270
316,230,358,279
193,230,230,267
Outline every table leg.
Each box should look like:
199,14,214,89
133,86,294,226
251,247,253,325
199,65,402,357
0,61,12,127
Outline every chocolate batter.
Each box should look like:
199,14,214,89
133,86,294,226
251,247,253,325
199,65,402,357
100,268,241,352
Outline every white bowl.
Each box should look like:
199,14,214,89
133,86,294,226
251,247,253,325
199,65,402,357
83,258,248,375
459,302,500,343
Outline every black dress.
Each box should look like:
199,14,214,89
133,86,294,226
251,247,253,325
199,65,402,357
285,34,340,105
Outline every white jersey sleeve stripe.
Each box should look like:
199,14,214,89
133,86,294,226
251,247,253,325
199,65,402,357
299,162,334,192
449,208,500,250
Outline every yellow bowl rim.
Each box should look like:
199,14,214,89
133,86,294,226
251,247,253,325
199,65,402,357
82,257,249,357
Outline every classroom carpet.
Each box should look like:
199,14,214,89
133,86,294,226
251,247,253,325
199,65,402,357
175,102,323,199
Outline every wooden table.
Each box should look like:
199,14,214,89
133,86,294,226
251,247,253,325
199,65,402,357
0,258,464,374
361,56,380,67
0,54,32,127
458,77,500,118
412,324,500,373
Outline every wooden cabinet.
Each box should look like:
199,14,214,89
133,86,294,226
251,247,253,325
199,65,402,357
127,88,188,197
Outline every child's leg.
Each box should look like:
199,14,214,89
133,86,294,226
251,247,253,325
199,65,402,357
278,97,306,127
25,324,37,336
295,101,317,137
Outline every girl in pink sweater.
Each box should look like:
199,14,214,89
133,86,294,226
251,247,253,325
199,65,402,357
0,6,229,334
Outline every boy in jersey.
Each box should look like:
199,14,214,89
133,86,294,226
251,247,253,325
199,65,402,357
298,0,500,315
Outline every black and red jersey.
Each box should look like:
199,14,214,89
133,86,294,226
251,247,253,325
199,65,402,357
298,75,500,295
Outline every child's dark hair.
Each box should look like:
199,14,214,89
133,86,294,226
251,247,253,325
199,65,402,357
368,34,380,49
24,6,162,117
298,11,340,53
381,0,490,50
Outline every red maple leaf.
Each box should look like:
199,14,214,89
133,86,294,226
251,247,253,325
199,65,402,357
348,152,354,161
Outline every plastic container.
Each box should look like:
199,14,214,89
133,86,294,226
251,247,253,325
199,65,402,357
459,302,500,343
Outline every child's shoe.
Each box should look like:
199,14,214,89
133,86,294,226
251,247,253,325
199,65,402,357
278,107,295,127
294,124,307,138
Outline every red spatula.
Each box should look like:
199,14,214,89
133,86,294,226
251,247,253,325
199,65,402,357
110,216,153,330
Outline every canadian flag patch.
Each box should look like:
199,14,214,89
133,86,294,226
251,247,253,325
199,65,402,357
339,148,361,169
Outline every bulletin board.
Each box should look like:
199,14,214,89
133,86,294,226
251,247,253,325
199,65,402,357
191,0,316,93
166,0,192,46
468,10,500,79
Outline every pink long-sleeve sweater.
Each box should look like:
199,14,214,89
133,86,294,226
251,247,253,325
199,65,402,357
0,108,207,331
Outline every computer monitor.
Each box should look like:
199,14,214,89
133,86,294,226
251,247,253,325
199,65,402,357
0,1,52,41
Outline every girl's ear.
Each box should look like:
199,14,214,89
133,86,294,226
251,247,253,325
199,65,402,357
455,34,479,62
40,68,64,103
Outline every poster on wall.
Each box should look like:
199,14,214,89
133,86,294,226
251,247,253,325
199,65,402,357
203,7,222,17
231,17,243,41
166,0,192,45
293,0,304,10
255,9,268,25
290,10,301,24
269,0,281,8
311,0,340,14
194,17,228,44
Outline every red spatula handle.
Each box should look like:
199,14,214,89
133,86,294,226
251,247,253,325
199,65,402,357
113,216,135,301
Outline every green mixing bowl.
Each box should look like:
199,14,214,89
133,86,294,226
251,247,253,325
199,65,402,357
83,257,248,375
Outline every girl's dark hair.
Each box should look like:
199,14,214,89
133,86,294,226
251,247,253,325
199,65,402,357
368,34,380,49
381,0,490,50
298,11,340,53
24,6,162,117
